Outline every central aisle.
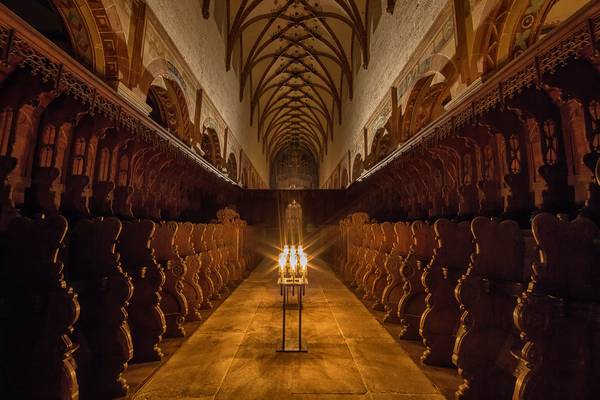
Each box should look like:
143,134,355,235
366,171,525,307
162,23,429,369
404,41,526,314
134,260,445,400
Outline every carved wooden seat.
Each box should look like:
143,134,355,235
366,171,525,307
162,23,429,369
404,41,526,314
372,221,395,311
214,224,234,288
224,223,243,284
349,225,370,289
361,223,385,301
68,217,133,399
203,224,225,298
175,222,203,321
382,221,412,323
118,219,166,363
512,214,600,400
192,223,214,309
0,215,79,399
341,213,369,283
420,219,475,366
354,224,376,293
342,224,362,283
151,221,188,337
452,217,534,400
398,220,436,339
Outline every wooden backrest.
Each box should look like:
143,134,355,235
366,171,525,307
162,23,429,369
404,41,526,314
470,217,531,282
175,222,195,257
432,219,473,271
531,213,600,301
381,222,395,253
70,217,122,279
191,224,205,253
151,221,178,261
394,222,412,256
3,214,68,289
411,221,436,261
118,219,156,271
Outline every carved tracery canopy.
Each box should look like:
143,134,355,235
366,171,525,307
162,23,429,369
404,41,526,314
204,0,370,161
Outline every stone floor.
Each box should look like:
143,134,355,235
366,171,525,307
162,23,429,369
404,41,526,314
132,260,447,400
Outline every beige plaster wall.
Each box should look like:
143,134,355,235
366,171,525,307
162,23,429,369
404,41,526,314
144,0,268,183
320,0,449,183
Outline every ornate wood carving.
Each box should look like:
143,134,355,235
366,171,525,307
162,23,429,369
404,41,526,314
453,217,535,400
381,221,412,323
192,223,214,309
0,215,79,399
398,221,436,340
118,219,166,363
512,213,600,400
175,221,203,321
370,222,394,310
420,219,474,366
151,221,188,337
69,217,133,399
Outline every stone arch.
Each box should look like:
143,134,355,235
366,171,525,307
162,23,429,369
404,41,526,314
352,153,364,182
370,128,393,165
341,167,349,188
474,0,587,77
226,153,238,181
200,127,223,167
241,166,249,187
400,73,451,141
14,0,130,83
145,74,192,144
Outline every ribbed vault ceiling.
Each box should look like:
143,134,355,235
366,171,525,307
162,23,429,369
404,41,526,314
204,0,370,162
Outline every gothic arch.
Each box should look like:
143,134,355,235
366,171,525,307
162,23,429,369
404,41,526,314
474,0,587,77
400,72,452,141
145,73,192,144
226,153,238,182
370,128,393,165
341,167,349,188
352,153,364,182
200,127,223,168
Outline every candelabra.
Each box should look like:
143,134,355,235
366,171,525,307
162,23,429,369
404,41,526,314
278,245,308,282
276,244,308,352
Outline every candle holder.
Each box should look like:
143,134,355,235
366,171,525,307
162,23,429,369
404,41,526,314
276,245,308,352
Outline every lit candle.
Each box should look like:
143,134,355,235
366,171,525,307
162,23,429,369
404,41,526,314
289,251,298,278
299,253,308,280
278,252,287,278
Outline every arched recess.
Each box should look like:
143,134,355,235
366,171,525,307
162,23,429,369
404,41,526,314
369,128,393,165
474,0,588,77
200,127,223,168
400,74,452,141
3,0,129,83
226,153,238,182
341,167,349,188
145,75,192,144
240,167,249,188
352,153,364,182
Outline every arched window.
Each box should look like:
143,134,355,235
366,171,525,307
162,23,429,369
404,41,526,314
39,124,57,167
71,137,86,175
98,147,111,182
542,120,558,166
508,134,522,174
0,109,13,156
483,145,494,181
118,155,129,186
463,154,472,185
589,100,600,153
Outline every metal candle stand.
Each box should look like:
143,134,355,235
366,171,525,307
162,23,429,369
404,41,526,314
277,276,308,352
